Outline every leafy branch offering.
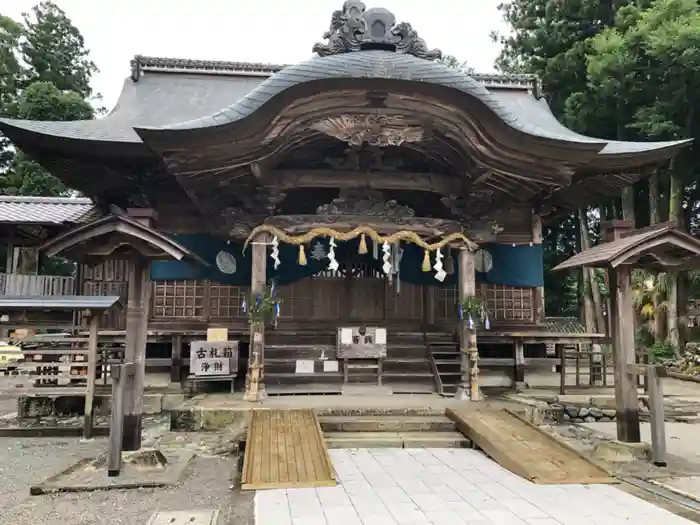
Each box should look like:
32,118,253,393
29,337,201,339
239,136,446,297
456,296,490,328
243,284,282,326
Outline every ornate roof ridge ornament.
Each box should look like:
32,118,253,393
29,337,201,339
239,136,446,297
312,1,442,61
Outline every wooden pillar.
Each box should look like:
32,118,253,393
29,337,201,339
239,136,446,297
422,285,435,329
244,233,268,402
455,247,483,401
610,267,641,442
532,213,545,323
83,312,99,439
122,255,149,451
514,341,525,391
170,333,183,386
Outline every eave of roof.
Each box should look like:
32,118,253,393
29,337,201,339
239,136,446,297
0,52,687,166
40,213,209,267
0,196,98,225
0,295,121,311
553,222,700,271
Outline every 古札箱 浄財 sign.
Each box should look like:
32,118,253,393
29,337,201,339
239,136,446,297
337,327,387,359
189,341,239,377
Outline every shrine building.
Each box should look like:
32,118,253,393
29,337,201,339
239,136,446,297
0,2,689,398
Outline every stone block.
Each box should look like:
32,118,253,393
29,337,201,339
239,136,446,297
590,396,617,409
557,394,592,405
593,440,651,463
143,395,163,415
162,393,185,411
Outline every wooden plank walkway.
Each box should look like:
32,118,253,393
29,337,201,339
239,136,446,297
447,408,617,485
241,409,336,490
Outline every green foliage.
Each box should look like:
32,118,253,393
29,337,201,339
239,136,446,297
245,285,282,326
456,296,489,324
0,2,97,197
20,1,98,98
647,342,676,364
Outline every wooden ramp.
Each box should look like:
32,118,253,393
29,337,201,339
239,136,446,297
241,409,336,490
447,408,616,485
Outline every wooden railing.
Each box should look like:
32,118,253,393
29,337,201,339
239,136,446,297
0,274,75,296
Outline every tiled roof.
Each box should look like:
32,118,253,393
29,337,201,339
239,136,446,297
544,317,587,334
0,196,98,225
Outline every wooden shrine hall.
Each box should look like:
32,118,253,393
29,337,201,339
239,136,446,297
0,2,690,399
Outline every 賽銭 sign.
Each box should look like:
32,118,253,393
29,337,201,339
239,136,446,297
337,327,387,359
190,341,239,377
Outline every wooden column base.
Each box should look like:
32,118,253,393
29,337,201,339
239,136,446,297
514,342,525,391
122,413,143,451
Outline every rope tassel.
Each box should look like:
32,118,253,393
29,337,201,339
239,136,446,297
422,249,431,272
358,233,368,254
298,245,307,266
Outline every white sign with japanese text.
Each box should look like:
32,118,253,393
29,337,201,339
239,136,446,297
190,341,239,377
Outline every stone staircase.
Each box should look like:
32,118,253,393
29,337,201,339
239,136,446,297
427,333,461,397
263,331,436,395
318,408,471,448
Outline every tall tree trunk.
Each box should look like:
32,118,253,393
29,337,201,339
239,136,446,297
578,209,597,332
649,170,666,343
649,170,660,225
621,187,635,224
667,169,682,354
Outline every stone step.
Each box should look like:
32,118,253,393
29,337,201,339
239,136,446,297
319,415,456,432
324,431,470,449
266,373,343,385
317,406,447,417
383,358,432,374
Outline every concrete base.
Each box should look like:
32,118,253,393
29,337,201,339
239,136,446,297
341,385,393,396
593,439,651,463
17,392,185,419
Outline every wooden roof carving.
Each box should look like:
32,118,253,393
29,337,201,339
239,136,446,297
553,222,700,272
40,214,209,266
0,4,692,225
312,2,442,60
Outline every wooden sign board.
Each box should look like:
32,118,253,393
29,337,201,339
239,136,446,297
207,328,228,342
190,341,239,377
337,327,387,359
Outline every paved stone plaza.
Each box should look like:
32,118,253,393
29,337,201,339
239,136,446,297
255,448,695,525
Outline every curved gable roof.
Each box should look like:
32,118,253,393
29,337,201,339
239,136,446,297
0,51,688,163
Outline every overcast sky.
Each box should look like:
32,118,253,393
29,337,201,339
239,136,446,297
5,0,507,111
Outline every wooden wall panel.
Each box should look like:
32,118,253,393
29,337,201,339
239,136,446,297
81,260,129,330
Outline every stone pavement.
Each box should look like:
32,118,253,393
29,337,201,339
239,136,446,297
255,448,696,525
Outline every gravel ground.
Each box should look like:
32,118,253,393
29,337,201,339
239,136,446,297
0,427,254,525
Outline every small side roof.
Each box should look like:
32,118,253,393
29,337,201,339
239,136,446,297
553,222,700,271
41,213,209,266
0,196,98,225
0,295,121,311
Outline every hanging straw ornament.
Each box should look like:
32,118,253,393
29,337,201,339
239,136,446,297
298,245,307,266
382,242,392,275
271,236,281,269
422,249,431,272
433,247,447,282
445,251,454,275
358,233,368,254
328,237,339,271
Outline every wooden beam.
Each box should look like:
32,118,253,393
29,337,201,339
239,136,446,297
267,169,461,195
83,312,99,439
532,213,545,323
455,248,483,401
610,267,641,443
244,233,268,402
122,255,150,451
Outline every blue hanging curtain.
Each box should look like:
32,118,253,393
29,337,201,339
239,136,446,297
399,242,544,288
